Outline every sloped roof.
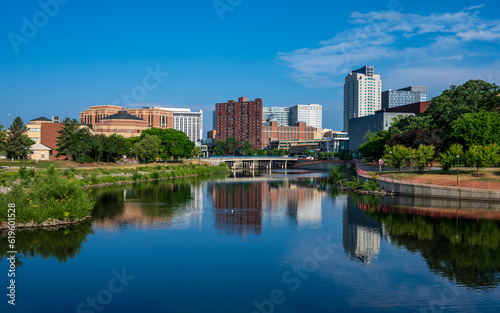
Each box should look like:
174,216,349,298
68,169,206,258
101,110,145,121
30,143,52,151
31,116,51,122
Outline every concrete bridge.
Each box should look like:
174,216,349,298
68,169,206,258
202,156,298,170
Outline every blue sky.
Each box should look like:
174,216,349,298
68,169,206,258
1,0,500,135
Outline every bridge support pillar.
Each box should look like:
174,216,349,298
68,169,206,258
285,161,287,169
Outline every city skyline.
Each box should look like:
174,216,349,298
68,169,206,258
1,1,500,136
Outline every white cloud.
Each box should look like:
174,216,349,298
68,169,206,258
277,6,500,88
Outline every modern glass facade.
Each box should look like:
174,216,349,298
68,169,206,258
262,107,291,126
381,86,428,110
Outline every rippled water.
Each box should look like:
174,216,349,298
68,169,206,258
1,171,500,313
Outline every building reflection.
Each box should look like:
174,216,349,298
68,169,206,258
262,180,324,229
92,182,203,231
211,183,263,236
211,178,327,236
343,197,383,265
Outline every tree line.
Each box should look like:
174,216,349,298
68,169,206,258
360,80,500,173
0,117,200,163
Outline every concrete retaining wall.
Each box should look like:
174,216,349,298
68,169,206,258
358,174,500,201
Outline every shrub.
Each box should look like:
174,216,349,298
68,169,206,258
346,177,362,190
0,173,95,224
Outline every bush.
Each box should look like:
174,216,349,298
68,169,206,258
19,166,35,181
363,172,380,191
0,173,95,224
346,177,362,190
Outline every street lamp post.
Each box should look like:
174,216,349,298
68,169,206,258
456,155,460,186
24,147,27,167
389,151,392,179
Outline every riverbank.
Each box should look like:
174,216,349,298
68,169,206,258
356,164,500,201
0,163,230,229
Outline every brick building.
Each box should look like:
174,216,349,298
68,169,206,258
94,110,150,138
262,121,321,148
215,97,263,149
79,105,173,134
40,122,65,160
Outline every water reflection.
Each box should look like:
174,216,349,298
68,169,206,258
0,222,93,263
353,195,500,289
210,176,328,236
343,197,383,265
90,180,203,230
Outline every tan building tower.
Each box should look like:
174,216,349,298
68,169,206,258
343,65,382,133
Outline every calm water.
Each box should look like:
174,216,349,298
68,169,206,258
2,171,500,313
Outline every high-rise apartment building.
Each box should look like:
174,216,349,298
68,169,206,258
215,97,263,149
343,65,382,133
161,108,203,142
289,104,322,128
381,86,428,110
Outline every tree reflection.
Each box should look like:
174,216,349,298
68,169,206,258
0,222,94,263
354,195,500,289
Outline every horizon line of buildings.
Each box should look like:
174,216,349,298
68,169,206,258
18,64,431,160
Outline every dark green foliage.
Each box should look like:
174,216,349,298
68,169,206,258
359,130,390,159
224,137,240,156
5,117,34,159
423,80,500,131
0,171,95,224
213,139,225,156
450,111,500,149
240,140,253,156
142,128,195,160
270,149,288,156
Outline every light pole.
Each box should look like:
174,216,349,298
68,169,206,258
24,147,27,166
456,155,460,186
389,151,392,179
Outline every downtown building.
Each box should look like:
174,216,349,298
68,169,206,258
262,104,322,128
215,97,263,149
159,108,203,142
79,105,202,142
381,86,428,110
343,65,382,133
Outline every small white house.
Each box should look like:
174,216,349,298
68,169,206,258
29,143,52,161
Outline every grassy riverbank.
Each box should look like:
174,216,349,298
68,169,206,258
0,163,230,226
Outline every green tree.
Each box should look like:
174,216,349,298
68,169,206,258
465,144,500,175
192,146,202,159
383,145,411,172
5,117,34,159
213,139,225,156
450,111,500,149
101,134,126,163
359,130,390,159
439,144,464,173
255,149,267,156
56,118,81,160
410,145,435,172
240,140,253,156
130,135,161,163
424,80,500,131
0,123,6,152
142,128,194,161
224,137,240,156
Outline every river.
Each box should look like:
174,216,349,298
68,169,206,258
1,170,499,312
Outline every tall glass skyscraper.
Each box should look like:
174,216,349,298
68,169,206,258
343,65,382,133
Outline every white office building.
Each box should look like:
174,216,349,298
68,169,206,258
289,104,322,128
343,65,382,133
161,108,203,142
